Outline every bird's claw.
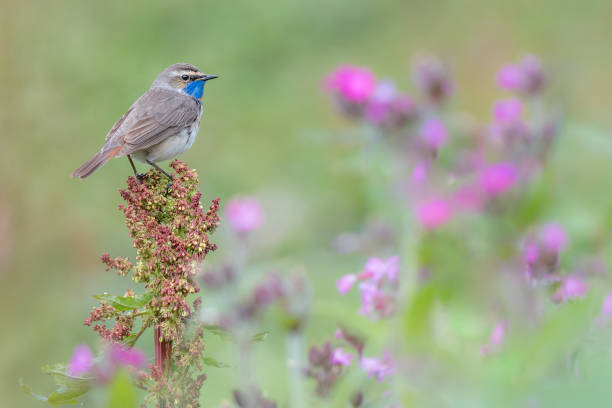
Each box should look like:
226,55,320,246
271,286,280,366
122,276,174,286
165,181,173,195
136,173,147,184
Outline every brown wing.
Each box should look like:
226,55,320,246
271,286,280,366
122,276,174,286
109,88,200,155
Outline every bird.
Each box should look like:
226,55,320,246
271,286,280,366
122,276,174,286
71,62,218,182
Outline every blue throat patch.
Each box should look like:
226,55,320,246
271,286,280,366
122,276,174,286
183,81,205,100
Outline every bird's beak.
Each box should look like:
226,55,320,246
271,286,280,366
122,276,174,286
199,75,218,82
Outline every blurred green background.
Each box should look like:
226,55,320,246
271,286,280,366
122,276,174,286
2,0,612,407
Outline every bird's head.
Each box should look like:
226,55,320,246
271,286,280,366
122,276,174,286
152,63,218,100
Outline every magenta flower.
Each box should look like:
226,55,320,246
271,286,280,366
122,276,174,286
416,198,452,229
478,162,518,196
420,117,448,149
330,347,354,366
497,64,525,91
492,98,523,124
110,344,147,368
226,197,264,234
360,353,395,381
552,275,588,303
325,65,377,103
68,344,94,376
539,223,568,253
496,55,546,95
337,274,357,295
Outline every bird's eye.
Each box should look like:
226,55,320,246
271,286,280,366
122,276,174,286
181,74,190,81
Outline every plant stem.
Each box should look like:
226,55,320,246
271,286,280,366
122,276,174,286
286,331,305,408
154,326,172,374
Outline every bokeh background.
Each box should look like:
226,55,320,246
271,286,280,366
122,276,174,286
2,0,612,407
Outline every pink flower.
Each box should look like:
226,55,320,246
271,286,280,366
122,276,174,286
360,353,395,381
337,274,357,294
330,348,354,366
489,322,505,346
420,117,448,149
416,198,452,229
552,276,588,303
360,256,399,283
540,223,568,253
478,162,518,196
226,197,264,234
358,282,394,319
602,293,612,315
68,344,93,376
523,244,539,264
492,98,523,124
497,64,525,91
325,65,377,103
412,161,427,185
452,184,484,212
110,344,147,368
481,322,506,355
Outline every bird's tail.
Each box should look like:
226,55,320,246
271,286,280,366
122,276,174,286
71,145,122,179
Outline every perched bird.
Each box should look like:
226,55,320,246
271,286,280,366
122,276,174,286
71,63,218,181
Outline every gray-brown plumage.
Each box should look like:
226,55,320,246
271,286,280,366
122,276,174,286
71,63,218,179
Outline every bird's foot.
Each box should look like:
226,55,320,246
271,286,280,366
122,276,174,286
136,173,147,184
165,181,173,195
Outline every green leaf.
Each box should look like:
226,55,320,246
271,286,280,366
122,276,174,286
108,370,138,408
203,356,230,368
93,292,153,312
251,331,270,342
203,324,231,340
22,364,92,406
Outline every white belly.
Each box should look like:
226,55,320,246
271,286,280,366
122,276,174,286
134,107,202,163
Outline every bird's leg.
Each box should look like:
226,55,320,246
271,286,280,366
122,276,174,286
146,159,173,193
127,155,146,183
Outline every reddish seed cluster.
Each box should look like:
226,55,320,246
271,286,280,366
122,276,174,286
85,159,220,343
84,302,134,342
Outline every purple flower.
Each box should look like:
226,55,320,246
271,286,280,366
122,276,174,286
110,344,147,368
478,162,518,196
420,117,448,149
330,347,354,366
325,65,377,103
539,223,568,253
416,198,452,229
413,56,454,104
492,98,523,124
497,64,525,91
68,344,94,376
337,274,357,295
360,353,395,381
226,197,264,234
552,275,588,303
519,55,546,94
